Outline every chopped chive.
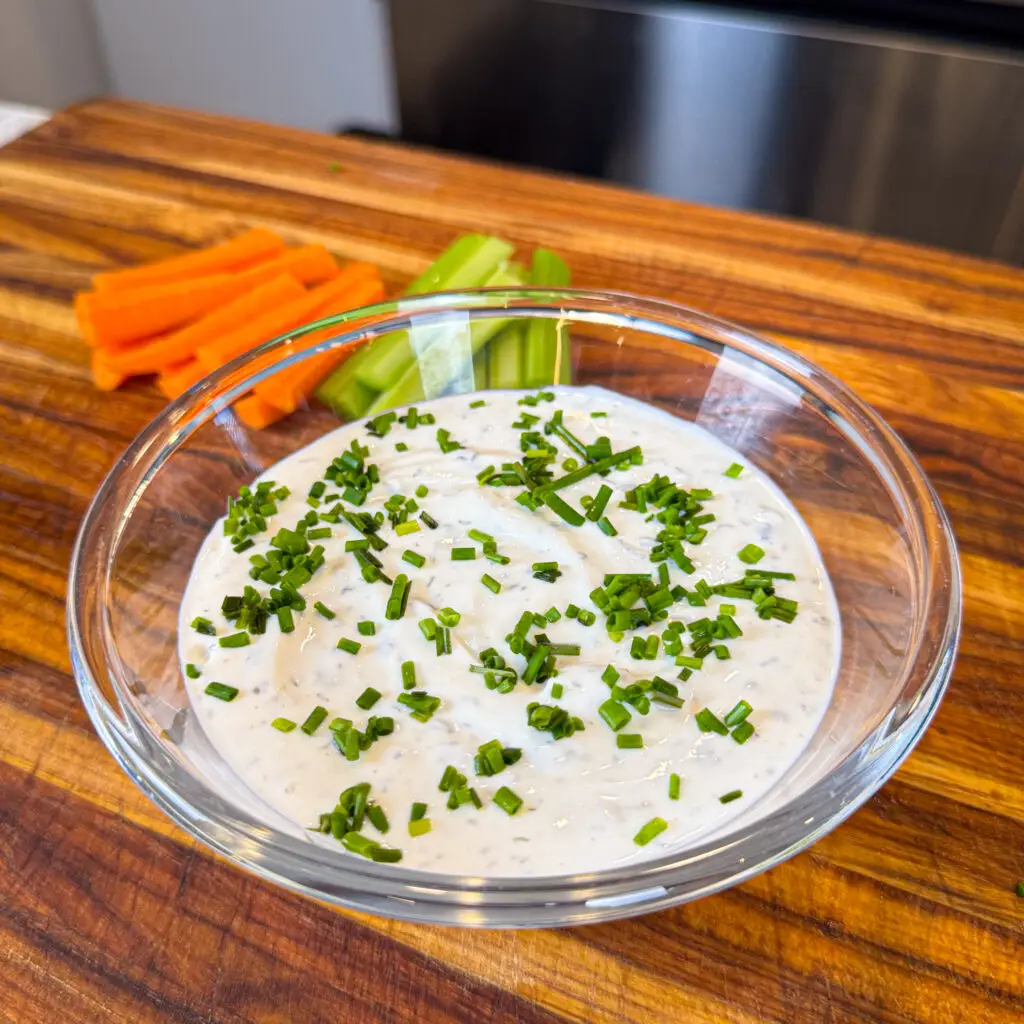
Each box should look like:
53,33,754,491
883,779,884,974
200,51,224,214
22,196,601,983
577,609,596,626
271,717,297,732
394,441,409,452
719,789,743,804
408,818,432,837
597,517,618,537
599,699,631,732
366,802,389,834
724,700,753,727
204,682,238,702
616,733,643,749
738,543,765,565
731,721,755,744
724,462,744,478
668,773,681,800
468,529,494,544
695,708,729,735
481,573,501,594
276,606,295,634
357,620,376,636
345,539,369,551
540,490,585,526
437,607,461,627
550,683,564,699
314,601,336,620
493,786,523,816
337,637,361,655
420,511,439,530
633,816,668,846
469,399,486,409
402,549,426,568
451,547,476,560
300,705,328,735
676,655,703,670
601,665,619,687
565,603,580,619
419,617,437,641
415,484,428,498
395,521,421,537
191,616,216,636
401,660,416,690
356,687,382,710
410,801,428,821
185,663,201,679
307,527,331,540
218,631,250,649
544,606,561,622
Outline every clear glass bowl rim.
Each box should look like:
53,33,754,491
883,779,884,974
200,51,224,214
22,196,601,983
67,288,962,926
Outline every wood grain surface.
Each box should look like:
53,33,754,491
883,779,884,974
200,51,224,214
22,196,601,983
1,98,1022,1024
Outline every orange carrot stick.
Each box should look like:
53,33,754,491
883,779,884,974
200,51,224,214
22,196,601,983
157,359,207,400
234,394,289,430
93,227,285,292
91,348,127,392
253,282,385,413
195,264,382,372
98,275,305,377
251,245,340,287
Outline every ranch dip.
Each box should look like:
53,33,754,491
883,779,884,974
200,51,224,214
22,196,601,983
179,387,839,875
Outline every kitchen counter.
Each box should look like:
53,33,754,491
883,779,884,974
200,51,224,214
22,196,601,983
0,98,1021,1023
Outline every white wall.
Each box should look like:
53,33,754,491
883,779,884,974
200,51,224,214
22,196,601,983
92,0,397,133
0,0,109,109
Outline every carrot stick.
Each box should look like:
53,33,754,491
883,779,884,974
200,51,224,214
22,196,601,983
195,264,382,372
91,348,127,392
253,281,385,413
234,394,289,430
93,227,285,292
157,359,207,400
98,275,305,377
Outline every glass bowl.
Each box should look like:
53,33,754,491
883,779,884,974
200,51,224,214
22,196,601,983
68,289,961,927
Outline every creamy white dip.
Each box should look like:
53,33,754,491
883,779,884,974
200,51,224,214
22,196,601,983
179,387,839,875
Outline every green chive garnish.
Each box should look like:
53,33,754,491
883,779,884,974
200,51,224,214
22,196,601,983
633,817,668,846
668,773,681,800
357,620,376,636
271,717,297,732
724,463,744,478
301,705,328,735
437,607,461,627
401,660,416,690
719,790,743,804
402,549,426,568
550,683,564,699
493,786,523,816
731,721,755,744
738,543,765,565
204,682,238,702
469,399,486,409
314,601,335,619
185,663,201,679
337,637,361,655
395,521,420,537
723,700,752,727
408,818,432,837
599,699,631,732
307,527,332,540
481,573,501,594
616,734,643,749
356,687,381,710
277,606,295,634
415,485,428,498
218,631,250,648
451,547,476,560
695,708,728,735
191,616,216,636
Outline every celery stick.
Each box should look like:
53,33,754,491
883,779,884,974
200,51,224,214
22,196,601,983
355,235,515,393
368,263,526,413
473,343,490,389
523,248,571,387
314,370,376,421
487,322,524,389
405,234,490,295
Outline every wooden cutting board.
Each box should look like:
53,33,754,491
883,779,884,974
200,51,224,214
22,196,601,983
0,98,1022,1024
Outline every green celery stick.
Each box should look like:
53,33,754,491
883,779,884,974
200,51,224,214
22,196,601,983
314,367,376,420
473,342,491,389
405,233,490,294
355,235,514,393
523,248,571,387
367,263,526,413
487,321,524,389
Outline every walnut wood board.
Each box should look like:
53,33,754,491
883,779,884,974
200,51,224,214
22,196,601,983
0,98,1022,1024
